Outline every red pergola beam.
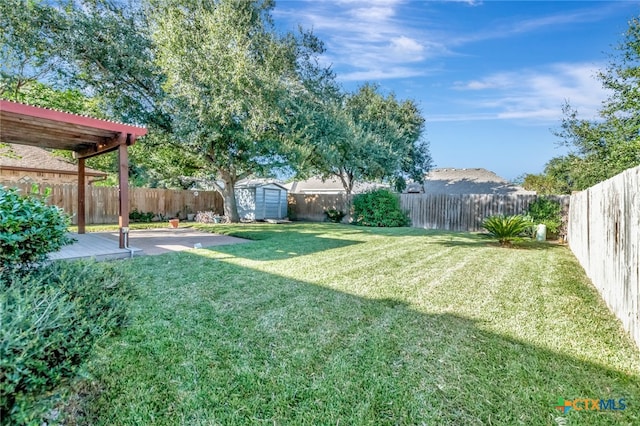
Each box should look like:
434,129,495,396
1,100,147,136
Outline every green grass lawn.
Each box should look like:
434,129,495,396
76,223,639,425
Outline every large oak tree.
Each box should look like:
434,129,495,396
288,83,431,194
149,0,319,221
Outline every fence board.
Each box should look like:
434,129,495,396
1,182,223,224
399,193,570,232
288,192,569,232
568,165,640,348
287,193,352,222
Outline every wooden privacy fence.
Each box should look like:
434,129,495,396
288,193,352,222
568,165,640,348
289,192,569,232
400,194,569,232
3,182,223,224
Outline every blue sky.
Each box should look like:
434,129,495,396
273,0,639,181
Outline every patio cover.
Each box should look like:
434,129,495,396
0,99,148,248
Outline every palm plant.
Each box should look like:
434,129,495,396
482,215,532,246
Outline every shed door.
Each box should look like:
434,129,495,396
263,188,281,219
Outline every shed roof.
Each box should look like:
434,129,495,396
0,143,107,176
235,178,288,190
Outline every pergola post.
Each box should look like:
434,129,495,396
0,100,146,251
118,136,130,249
77,158,86,234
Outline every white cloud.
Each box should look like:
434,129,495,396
275,0,434,81
435,63,609,122
451,2,627,45
349,6,396,22
340,67,426,81
447,0,483,6
390,36,425,58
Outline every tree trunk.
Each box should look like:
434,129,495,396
216,171,240,223
337,171,353,195
222,185,240,223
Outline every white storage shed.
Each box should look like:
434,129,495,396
235,179,288,221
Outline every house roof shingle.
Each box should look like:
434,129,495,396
285,176,388,194
407,168,534,195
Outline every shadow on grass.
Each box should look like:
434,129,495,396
192,223,364,261
427,231,561,251
79,249,640,426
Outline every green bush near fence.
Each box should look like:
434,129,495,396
0,261,133,425
525,197,562,236
324,208,346,223
129,208,155,223
352,189,410,227
0,186,73,273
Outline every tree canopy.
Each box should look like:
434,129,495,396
1,0,432,221
148,0,325,221
287,83,431,194
0,0,65,97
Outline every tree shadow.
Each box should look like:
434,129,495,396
83,250,640,425
209,224,506,261
426,231,561,251
196,223,363,261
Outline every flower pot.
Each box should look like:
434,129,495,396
169,218,179,228
187,213,195,221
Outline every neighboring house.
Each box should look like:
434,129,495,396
235,179,288,221
0,143,107,185
285,176,388,195
405,168,534,195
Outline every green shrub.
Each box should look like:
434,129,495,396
482,215,532,245
352,189,410,227
324,209,346,223
0,186,73,272
526,197,562,236
0,261,132,424
129,208,155,223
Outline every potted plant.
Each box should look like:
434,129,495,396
169,218,179,228
185,204,195,221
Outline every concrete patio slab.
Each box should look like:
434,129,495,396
50,227,251,261
98,228,251,255
50,233,143,261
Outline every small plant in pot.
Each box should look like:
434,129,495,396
184,205,195,221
